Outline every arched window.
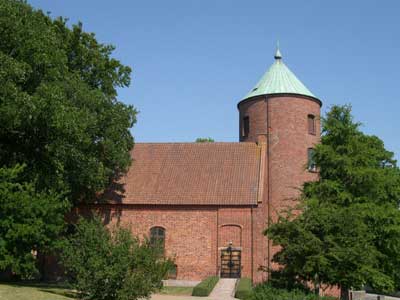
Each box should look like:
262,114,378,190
308,114,316,135
150,226,165,250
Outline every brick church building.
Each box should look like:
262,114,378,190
83,48,321,283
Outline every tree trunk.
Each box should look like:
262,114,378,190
341,287,349,300
314,273,320,296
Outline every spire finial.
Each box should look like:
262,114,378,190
274,41,282,59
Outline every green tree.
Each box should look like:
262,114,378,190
195,137,215,143
0,164,69,278
266,105,400,298
0,0,136,278
61,217,172,300
0,0,137,203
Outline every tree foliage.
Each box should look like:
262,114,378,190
0,0,137,278
266,105,400,295
248,283,336,300
0,0,137,203
195,137,215,143
61,217,172,300
0,164,69,278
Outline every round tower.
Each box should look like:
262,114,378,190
239,47,321,282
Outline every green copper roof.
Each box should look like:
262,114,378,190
243,48,316,100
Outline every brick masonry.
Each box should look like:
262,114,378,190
95,94,319,283
75,204,254,280
238,94,321,281
46,94,322,286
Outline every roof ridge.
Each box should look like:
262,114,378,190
133,142,258,145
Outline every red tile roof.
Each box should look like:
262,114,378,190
103,142,262,205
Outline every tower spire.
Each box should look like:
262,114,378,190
241,45,318,101
274,41,282,59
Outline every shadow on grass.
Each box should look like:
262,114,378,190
38,288,79,299
2,282,79,299
6,282,72,289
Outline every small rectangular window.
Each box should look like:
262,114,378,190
308,148,317,172
308,115,316,135
242,116,249,138
167,264,178,279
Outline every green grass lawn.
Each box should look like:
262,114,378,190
0,283,193,299
0,283,77,300
159,286,194,296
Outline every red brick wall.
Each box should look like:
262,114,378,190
267,95,320,265
217,207,253,279
239,97,268,142
238,94,321,281
76,205,254,281
102,205,218,280
219,225,242,247
251,202,268,282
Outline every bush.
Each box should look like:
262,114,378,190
267,269,310,292
235,278,252,299
0,164,69,279
192,276,219,297
61,217,173,300
248,284,337,300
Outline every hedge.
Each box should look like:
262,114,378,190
192,276,219,297
235,278,253,299
247,284,337,300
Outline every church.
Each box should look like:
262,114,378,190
84,48,321,284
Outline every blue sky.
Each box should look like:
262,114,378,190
30,0,400,160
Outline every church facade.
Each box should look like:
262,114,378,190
82,48,321,283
